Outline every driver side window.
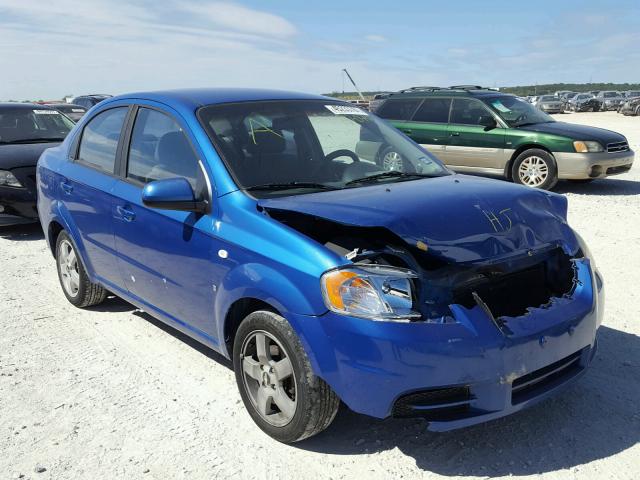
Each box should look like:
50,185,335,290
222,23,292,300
450,99,492,126
127,108,203,191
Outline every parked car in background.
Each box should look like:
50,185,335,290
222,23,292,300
0,103,74,225
375,86,634,189
589,90,601,97
596,91,625,111
560,92,578,110
553,90,572,98
567,93,602,112
623,90,640,99
534,95,564,114
38,88,603,443
619,96,640,116
46,103,88,122
70,94,112,109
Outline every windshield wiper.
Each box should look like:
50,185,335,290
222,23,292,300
344,171,435,186
244,182,338,192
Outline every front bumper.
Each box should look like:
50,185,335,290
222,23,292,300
555,149,635,179
289,259,603,431
0,167,38,225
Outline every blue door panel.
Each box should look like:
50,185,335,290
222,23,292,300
59,161,124,288
112,179,220,340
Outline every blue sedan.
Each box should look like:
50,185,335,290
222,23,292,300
37,89,603,443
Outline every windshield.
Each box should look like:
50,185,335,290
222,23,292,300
603,92,618,98
483,96,554,127
198,100,449,197
539,96,556,101
0,108,74,144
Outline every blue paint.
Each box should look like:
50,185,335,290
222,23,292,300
37,89,603,431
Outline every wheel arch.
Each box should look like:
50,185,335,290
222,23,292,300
505,144,556,180
222,297,280,358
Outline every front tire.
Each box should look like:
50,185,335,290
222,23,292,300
511,149,558,190
233,311,339,443
55,230,108,307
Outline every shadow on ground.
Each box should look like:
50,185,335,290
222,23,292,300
93,293,640,475
556,178,640,196
91,295,233,370
298,325,640,476
0,222,43,241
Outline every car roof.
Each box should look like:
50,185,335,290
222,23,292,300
0,102,56,110
381,86,512,100
106,88,332,111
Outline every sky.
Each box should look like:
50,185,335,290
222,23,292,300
1,0,639,100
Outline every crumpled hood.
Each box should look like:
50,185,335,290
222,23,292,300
519,121,625,144
0,142,60,169
258,175,580,264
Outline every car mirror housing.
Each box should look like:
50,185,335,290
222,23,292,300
142,177,208,213
479,115,497,131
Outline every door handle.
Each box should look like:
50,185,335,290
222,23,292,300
450,132,460,136
60,181,73,194
401,128,413,134
116,205,136,222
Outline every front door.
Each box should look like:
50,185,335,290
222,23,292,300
111,106,219,344
445,98,506,173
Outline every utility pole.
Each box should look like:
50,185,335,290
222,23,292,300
342,69,365,101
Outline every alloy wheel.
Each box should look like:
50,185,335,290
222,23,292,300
58,239,80,297
383,151,404,171
241,330,297,427
518,156,549,187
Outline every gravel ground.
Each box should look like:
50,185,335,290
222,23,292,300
1,111,639,480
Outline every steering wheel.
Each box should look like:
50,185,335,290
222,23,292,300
324,149,360,163
514,113,528,124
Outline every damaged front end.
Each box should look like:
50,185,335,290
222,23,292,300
263,206,584,334
258,178,602,428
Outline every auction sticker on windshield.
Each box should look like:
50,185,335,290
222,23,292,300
325,105,368,115
491,101,511,113
33,110,61,115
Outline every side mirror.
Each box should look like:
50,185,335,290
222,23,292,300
478,114,497,130
142,177,208,213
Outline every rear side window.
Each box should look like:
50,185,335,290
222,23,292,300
450,99,491,126
376,99,421,120
127,108,202,189
77,107,128,173
412,98,451,123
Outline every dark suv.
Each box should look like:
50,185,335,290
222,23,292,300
373,86,634,189
70,94,112,109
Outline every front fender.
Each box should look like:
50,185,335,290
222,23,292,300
214,262,327,355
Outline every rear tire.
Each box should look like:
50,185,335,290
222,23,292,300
55,230,108,308
511,149,558,190
233,310,339,443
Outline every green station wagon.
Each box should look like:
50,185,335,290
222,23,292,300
373,86,634,189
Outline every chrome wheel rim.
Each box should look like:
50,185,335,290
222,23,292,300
241,330,297,427
58,239,80,297
518,156,549,187
382,151,404,171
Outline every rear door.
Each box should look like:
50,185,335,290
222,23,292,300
446,98,506,172
404,97,451,160
59,106,130,290
111,105,219,342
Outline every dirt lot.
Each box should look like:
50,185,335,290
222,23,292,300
1,111,639,480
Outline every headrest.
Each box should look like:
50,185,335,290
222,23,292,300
245,129,286,155
157,131,193,165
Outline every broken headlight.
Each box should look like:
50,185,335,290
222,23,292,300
321,265,421,321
